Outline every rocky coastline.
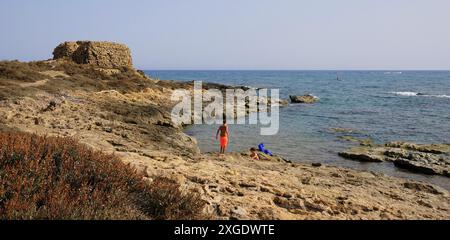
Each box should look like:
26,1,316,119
339,141,450,177
0,41,449,219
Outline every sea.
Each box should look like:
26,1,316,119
144,70,450,189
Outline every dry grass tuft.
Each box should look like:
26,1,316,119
0,60,47,82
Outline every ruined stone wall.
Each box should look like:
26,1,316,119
53,41,133,69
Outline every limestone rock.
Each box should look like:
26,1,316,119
339,143,450,177
230,206,249,220
329,127,361,134
289,94,318,104
53,41,133,69
403,182,445,195
337,135,374,146
338,147,385,162
394,158,445,176
385,141,450,154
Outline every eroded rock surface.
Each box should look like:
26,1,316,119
339,142,450,177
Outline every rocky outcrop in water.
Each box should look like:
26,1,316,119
289,94,318,103
53,41,133,69
339,141,450,177
338,147,385,162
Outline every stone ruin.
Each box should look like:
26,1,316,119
53,41,133,69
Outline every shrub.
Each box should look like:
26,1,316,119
0,132,206,220
136,177,208,220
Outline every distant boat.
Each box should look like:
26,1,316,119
336,72,341,81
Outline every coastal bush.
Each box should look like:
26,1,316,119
135,177,208,220
0,132,206,220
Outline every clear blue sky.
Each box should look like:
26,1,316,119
1,0,449,70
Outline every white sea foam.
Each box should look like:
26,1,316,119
384,72,402,74
303,93,320,99
390,91,450,98
390,91,419,96
433,94,450,98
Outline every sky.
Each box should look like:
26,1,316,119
1,0,450,70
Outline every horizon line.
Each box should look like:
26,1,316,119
140,69,450,71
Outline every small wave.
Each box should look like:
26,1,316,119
310,94,320,99
433,94,450,98
384,71,402,74
390,91,450,98
390,91,419,96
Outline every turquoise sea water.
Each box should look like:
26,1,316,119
145,70,450,189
